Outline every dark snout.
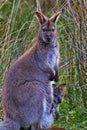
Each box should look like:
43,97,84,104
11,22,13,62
57,98,62,103
46,36,51,42
45,34,52,43
58,95,63,103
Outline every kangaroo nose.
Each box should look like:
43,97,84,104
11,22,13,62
46,35,51,42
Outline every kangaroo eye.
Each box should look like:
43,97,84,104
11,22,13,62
52,29,55,32
42,29,47,32
51,27,55,32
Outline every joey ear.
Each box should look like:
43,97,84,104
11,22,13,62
35,11,48,24
59,84,66,91
49,11,62,23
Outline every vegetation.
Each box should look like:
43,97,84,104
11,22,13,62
0,0,87,129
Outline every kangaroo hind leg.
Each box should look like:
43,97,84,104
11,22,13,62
0,119,20,130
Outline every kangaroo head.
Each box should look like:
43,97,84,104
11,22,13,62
36,11,61,44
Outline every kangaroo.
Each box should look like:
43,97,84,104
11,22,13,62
51,84,65,120
0,11,61,130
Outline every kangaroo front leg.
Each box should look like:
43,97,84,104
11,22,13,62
37,60,55,81
47,66,55,81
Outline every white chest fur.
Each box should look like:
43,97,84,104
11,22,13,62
47,47,60,69
41,82,54,128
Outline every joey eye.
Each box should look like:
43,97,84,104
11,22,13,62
54,94,58,97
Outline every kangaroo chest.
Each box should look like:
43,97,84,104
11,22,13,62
46,47,59,68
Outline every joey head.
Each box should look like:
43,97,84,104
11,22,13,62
51,84,66,120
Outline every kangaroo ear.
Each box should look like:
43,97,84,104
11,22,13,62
35,11,48,24
50,11,62,23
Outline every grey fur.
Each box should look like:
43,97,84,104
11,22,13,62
0,11,61,130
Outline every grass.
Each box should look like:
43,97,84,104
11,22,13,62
53,101,87,129
0,0,87,129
